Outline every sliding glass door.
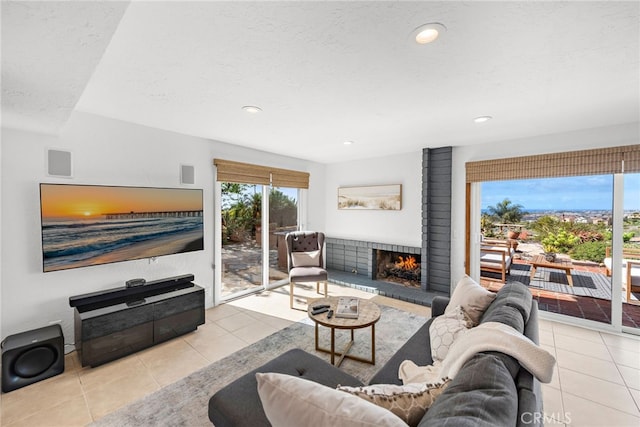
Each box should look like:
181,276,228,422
480,175,614,326
474,171,639,334
267,187,298,287
220,183,264,299
621,173,640,333
218,183,300,301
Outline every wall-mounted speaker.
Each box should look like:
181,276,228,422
47,149,72,177
181,164,195,184
1,324,64,392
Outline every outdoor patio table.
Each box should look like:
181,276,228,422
529,254,574,287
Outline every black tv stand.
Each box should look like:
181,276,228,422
69,274,205,367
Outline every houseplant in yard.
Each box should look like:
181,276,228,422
542,243,557,262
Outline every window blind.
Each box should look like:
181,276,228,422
466,145,640,183
213,159,310,189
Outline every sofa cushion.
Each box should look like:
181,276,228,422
480,281,532,331
289,266,327,282
208,348,363,427
420,352,519,427
256,373,408,427
481,304,525,335
429,305,473,362
369,320,435,386
480,250,513,265
446,275,496,325
337,380,451,427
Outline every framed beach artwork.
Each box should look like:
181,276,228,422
337,184,402,210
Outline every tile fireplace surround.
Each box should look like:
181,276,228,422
326,238,422,287
323,147,453,294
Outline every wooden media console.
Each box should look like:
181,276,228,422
69,274,205,367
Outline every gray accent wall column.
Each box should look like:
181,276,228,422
422,147,452,294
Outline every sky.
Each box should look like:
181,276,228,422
41,184,203,219
481,174,640,211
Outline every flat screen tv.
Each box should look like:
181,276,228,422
39,184,204,273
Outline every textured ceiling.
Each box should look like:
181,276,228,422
1,1,129,135
2,1,639,163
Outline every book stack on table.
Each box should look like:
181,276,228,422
335,297,359,319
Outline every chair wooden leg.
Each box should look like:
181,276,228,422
323,281,328,298
316,282,320,294
290,281,294,309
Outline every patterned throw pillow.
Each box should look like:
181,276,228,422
337,380,451,427
429,305,474,362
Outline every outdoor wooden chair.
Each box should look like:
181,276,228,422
604,247,640,304
480,239,516,283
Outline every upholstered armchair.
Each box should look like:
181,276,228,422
285,231,328,309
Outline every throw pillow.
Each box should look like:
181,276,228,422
429,305,474,362
445,275,496,325
255,372,408,427
337,380,451,427
291,250,321,267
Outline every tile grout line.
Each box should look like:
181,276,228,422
552,321,640,419
600,331,640,415
551,323,569,425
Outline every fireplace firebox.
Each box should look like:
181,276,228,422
374,249,421,288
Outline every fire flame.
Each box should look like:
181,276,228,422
395,256,418,270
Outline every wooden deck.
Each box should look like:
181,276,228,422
518,263,615,299
481,260,640,328
483,262,621,301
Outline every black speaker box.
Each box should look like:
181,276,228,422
1,324,65,392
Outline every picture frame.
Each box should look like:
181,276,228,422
337,184,402,210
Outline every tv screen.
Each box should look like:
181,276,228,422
39,184,204,272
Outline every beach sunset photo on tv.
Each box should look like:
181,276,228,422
39,184,204,272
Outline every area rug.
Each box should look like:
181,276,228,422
91,305,428,427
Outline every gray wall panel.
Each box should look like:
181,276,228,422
423,147,452,295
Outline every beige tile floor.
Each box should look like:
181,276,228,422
0,283,639,426
538,319,640,426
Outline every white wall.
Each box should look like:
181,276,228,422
0,111,323,348
450,123,640,290
3,113,636,348
324,152,422,247
0,129,2,344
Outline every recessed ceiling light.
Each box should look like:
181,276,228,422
343,141,354,145
412,23,447,44
242,105,262,113
474,116,493,123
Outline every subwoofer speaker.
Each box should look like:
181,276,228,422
1,324,64,392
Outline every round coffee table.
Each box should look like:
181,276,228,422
307,297,381,367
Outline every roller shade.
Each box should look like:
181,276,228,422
466,145,640,183
213,159,310,189
624,147,640,173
